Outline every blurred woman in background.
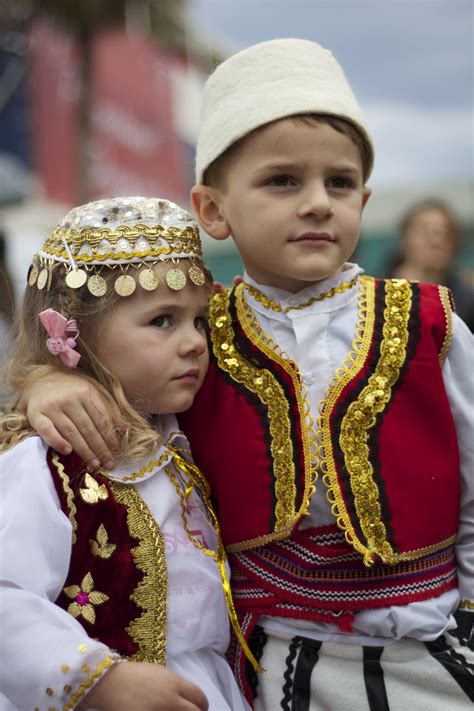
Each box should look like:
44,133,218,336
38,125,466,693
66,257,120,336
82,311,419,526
386,200,474,332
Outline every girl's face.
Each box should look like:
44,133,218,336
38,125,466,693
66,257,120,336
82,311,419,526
95,263,209,414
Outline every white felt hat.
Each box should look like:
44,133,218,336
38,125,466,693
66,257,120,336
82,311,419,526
195,38,374,182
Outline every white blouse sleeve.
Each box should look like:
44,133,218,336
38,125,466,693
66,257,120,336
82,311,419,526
0,437,118,711
443,313,474,606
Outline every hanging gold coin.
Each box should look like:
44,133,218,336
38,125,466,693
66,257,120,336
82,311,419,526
28,264,39,287
66,269,88,289
114,274,136,297
188,265,205,286
37,268,49,290
87,274,108,297
138,268,160,291
165,268,186,291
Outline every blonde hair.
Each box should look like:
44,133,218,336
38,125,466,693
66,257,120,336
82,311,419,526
0,266,164,460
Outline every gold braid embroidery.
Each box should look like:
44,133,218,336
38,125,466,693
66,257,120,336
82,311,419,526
62,655,117,710
243,276,358,313
51,451,78,544
459,599,474,611
438,285,453,366
210,287,318,550
111,483,168,664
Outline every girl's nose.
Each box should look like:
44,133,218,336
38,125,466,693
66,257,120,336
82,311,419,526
297,184,334,219
181,327,208,356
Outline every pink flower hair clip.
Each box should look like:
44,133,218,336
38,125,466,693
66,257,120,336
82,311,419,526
39,308,81,368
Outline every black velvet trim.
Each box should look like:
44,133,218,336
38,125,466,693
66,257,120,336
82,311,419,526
281,636,301,711
425,634,474,701
244,624,268,702
291,637,323,711
362,646,390,711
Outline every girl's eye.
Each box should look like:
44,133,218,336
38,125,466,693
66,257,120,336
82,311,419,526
152,315,173,328
194,316,208,331
327,176,352,189
266,175,296,187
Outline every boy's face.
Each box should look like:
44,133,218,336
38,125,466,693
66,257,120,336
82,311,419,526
193,118,371,293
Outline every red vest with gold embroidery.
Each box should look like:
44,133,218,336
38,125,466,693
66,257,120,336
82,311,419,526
47,449,167,663
179,277,459,564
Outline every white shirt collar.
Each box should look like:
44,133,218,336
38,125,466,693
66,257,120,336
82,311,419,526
104,414,188,484
243,263,364,318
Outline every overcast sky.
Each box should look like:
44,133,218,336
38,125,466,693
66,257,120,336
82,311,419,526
187,0,473,191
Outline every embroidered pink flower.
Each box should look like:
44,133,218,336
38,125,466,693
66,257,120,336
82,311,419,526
63,572,109,624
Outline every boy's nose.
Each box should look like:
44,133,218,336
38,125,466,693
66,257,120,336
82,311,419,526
298,184,334,219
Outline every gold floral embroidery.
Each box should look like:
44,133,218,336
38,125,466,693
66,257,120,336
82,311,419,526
79,473,108,504
89,524,117,559
62,655,117,710
243,276,358,313
51,452,78,544
438,285,453,366
111,483,167,664
460,599,474,611
63,572,109,624
210,286,318,552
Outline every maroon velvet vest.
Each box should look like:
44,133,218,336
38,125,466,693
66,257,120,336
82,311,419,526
47,449,167,662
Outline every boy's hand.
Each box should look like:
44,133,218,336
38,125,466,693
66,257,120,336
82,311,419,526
20,372,121,470
80,662,209,710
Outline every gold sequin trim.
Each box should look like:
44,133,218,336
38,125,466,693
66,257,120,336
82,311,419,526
438,285,453,366
51,452,78,544
62,655,116,710
320,278,455,565
243,276,358,313
210,286,318,552
111,483,168,664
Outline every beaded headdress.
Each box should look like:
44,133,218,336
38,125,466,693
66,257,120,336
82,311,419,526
28,196,207,297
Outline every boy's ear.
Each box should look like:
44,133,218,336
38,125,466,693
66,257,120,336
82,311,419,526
361,186,372,210
190,184,231,241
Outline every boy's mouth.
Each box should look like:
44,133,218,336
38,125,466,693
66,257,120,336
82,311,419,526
290,232,334,243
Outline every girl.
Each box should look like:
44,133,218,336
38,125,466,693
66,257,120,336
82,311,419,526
0,197,255,711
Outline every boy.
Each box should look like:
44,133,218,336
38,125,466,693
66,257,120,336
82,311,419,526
22,39,473,710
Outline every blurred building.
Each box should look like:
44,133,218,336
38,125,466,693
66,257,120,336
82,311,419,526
0,0,473,298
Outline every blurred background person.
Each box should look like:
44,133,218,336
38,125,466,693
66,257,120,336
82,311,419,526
385,200,474,332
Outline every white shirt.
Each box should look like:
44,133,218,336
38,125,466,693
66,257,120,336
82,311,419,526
243,264,474,646
0,416,250,711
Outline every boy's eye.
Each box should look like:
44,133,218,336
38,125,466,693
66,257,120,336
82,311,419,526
152,314,173,328
327,176,352,189
266,175,296,187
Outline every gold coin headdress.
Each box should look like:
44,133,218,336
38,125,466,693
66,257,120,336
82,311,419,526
28,196,208,297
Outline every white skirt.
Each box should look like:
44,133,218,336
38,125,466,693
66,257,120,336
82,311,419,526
251,627,474,710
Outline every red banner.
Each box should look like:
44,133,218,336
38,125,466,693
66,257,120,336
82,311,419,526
89,29,186,204
29,23,188,205
29,20,80,204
